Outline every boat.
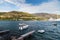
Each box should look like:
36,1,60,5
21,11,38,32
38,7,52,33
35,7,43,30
53,23,57,26
38,30,45,33
19,23,29,30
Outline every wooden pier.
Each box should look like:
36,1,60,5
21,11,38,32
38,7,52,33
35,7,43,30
0,30,10,34
14,30,35,40
0,30,35,40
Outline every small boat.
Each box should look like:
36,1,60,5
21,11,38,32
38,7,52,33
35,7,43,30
19,23,29,30
53,23,57,26
38,30,45,33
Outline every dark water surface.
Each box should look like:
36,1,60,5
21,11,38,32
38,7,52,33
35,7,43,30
0,21,59,40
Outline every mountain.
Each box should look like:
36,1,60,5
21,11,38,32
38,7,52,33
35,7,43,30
33,13,58,19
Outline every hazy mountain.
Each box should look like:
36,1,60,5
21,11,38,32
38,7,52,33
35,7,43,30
33,13,58,19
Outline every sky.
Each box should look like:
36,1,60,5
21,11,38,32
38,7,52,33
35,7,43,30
0,0,60,14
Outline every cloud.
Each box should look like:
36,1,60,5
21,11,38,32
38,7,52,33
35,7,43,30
0,0,4,4
0,0,60,14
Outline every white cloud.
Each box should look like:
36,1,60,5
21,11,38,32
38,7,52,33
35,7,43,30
5,0,25,3
0,0,60,14
0,0,4,4
0,10,9,12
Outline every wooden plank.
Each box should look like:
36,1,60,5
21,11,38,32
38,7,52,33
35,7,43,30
17,30,35,40
0,30,10,34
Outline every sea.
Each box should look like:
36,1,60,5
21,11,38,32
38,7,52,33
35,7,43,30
0,21,59,40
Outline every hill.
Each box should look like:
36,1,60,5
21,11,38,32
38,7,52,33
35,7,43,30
33,13,58,19
0,11,60,20
0,11,35,20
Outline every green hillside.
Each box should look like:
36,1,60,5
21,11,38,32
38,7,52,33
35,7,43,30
0,11,36,20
